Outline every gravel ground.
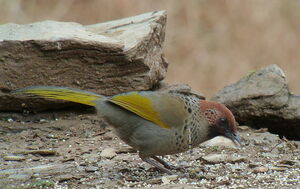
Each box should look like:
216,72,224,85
0,110,299,189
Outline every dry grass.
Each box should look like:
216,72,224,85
1,0,300,97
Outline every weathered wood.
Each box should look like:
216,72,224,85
0,11,168,111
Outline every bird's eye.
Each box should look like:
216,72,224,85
220,118,226,123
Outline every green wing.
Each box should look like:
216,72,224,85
109,91,189,129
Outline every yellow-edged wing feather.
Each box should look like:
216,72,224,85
110,92,170,129
12,86,102,106
14,87,186,129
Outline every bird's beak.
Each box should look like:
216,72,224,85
226,132,242,146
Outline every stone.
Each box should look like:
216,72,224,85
100,148,117,159
17,149,57,156
57,174,77,182
201,154,247,164
0,163,74,175
146,177,162,184
200,136,237,148
278,160,298,166
253,166,269,173
248,132,281,145
156,82,206,100
145,175,178,185
83,154,99,164
85,166,99,172
152,184,195,189
113,153,133,162
270,167,288,171
116,146,137,154
8,173,31,180
3,155,25,161
212,64,300,139
161,175,178,184
0,11,168,111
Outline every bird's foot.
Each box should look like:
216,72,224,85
140,155,189,174
151,156,188,171
168,165,188,171
142,157,174,175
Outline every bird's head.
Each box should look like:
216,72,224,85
200,100,241,146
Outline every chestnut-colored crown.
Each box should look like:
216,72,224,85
199,100,237,133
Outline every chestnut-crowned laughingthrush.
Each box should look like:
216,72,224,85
13,86,241,174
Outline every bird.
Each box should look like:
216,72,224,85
12,86,241,174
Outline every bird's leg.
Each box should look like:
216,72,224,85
139,155,173,175
152,156,189,171
151,156,176,170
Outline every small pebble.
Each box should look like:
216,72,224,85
85,166,99,172
3,155,25,161
201,154,247,164
162,175,178,184
201,136,237,148
8,174,31,180
100,148,117,159
253,166,269,173
146,177,161,184
270,167,288,171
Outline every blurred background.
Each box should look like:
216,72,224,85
1,0,300,97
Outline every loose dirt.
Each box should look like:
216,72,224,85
0,109,299,188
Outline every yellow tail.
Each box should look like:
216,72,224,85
12,86,102,106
